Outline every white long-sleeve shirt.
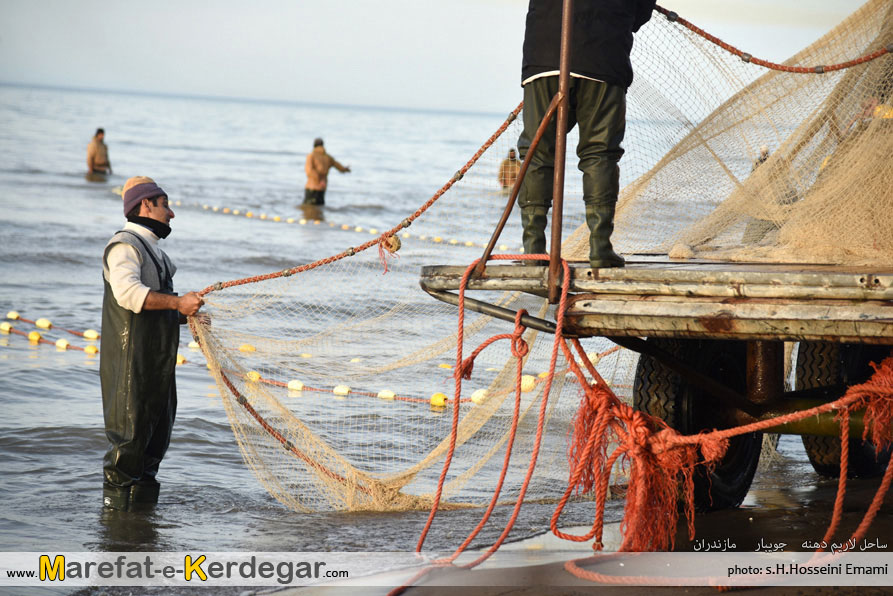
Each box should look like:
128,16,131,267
103,222,176,313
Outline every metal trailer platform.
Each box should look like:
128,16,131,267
419,260,893,344
420,259,893,509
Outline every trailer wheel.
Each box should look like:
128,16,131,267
633,338,761,511
796,342,891,478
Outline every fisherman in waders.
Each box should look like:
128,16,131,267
303,137,350,206
100,176,204,511
517,0,655,268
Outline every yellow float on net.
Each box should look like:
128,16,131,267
520,375,537,392
354,226,364,233
538,371,550,379
341,224,350,230
6,311,20,320
245,211,253,218
272,215,281,222
212,206,220,212
438,363,452,370
587,352,601,366
449,239,458,245
471,389,488,405
287,379,304,391
499,244,509,251
333,385,351,396
349,357,362,363
232,209,241,215
465,241,475,247
433,237,443,243
300,353,312,359
28,331,41,343
188,340,200,349
83,329,100,340
222,207,231,214
84,345,99,355
239,343,256,352
0,322,11,334
55,338,70,350
402,232,411,239
299,219,308,225
35,318,52,330
259,214,267,220
286,218,295,224
369,228,378,235
246,370,261,382
176,354,187,365
377,389,396,400
202,204,210,210
430,392,447,407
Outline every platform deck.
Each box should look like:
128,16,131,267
419,259,893,343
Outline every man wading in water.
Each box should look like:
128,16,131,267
303,137,350,206
100,176,204,511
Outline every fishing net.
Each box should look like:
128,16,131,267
192,0,891,515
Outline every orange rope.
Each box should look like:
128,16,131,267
560,356,893,587
655,4,890,74
391,255,572,595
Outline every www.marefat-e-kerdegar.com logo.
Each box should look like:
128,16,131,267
3,552,353,587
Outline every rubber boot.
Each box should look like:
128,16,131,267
103,483,131,511
520,206,549,265
130,478,160,506
586,203,625,269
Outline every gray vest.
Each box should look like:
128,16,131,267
103,230,175,295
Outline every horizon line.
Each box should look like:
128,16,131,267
0,80,509,119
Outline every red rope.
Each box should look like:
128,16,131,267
561,356,893,587
655,4,889,74
391,255,572,595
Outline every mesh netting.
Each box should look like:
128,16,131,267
193,0,891,515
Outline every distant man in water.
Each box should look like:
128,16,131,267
303,137,350,205
751,145,770,172
100,176,204,511
87,128,112,175
517,0,655,268
498,148,521,190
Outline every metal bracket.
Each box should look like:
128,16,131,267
421,286,559,335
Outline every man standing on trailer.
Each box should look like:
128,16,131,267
517,0,655,268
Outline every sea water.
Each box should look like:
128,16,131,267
0,84,823,595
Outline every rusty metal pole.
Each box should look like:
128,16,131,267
474,95,562,278
547,0,574,304
746,340,784,405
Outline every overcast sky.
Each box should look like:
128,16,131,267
0,0,859,113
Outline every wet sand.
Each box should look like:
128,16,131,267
284,472,893,595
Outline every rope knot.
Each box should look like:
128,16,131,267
698,435,730,464
510,332,529,359
455,356,476,381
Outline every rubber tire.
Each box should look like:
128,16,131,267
633,338,762,511
796,342,892,478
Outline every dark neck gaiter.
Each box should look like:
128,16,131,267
127,216,171,239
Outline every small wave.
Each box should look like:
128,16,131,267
116,139,300,158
